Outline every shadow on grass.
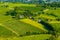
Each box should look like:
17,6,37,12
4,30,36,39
39,21,55,31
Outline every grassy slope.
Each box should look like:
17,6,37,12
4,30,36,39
34,14,56,19
0,34,51,40
0,26,17,37
20,19,48,32
2,20,45,36
0,3,60,40
45,8,60,18
49,23,60,33
46,8,60,33
0,3,47,37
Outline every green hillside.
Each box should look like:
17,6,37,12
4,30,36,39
0,2,60,40
0,26,16,37
0,34,51,40
0,3,48,37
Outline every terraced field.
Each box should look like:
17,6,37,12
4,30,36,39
0,2,60,40
20,19,48,32
0,34,51,40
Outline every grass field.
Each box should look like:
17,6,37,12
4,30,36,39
0,34,51,40
0,2,60,40
20,19,48,32
0,3,47,37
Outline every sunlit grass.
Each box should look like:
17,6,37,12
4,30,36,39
0,34,51,40
20,19,48,32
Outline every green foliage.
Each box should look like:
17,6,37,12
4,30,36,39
0,2,60,40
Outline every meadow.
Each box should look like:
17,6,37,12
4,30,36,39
0,2,60,40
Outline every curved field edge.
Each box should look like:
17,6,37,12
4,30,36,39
20,19,48,32
0,34,51,40
0,20,45,36
48,22,60,33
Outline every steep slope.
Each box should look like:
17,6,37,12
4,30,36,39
0,34,51,40
0,25,17,37
20,19,48,32
0,6,48,37
1,20,46,36
48,22,60,33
